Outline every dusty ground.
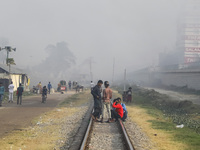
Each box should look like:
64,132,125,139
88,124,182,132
0,91,75,138
146,87,200,105
0,91,92,150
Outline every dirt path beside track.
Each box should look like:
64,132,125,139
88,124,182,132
146,87,200,105
0,91,75,138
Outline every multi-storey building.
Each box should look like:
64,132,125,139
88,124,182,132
178,0,200,64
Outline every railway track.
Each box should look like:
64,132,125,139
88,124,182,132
80,115,135,150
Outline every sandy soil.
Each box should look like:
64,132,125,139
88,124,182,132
0,91,75,138
146,87,200,105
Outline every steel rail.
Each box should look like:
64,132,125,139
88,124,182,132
80,117,135,150
118,119,135,150
80,114,93,150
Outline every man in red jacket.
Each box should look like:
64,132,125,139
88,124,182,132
112,98,123,121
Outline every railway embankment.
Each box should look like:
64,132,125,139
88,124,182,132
115,85,200,150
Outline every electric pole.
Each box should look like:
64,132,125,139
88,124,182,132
124,69,126,91
112,57,115,84
90,57,93,81
0,46,16,74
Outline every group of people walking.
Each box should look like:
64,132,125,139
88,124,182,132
0,81,24,107
123,87,132,103
36,82,52,94
91,80,128,123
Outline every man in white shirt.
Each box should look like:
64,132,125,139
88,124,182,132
90,81,94,91
8,81,14,103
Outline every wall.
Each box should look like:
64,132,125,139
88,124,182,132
159,72,200,90
131,71,200,90
10,74,21,91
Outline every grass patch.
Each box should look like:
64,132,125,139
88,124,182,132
59,90,91,107
114,90,200,150
127,105,189,150
2,91,35,102
0,107,78,150
132,104,200,150
147,118,200,150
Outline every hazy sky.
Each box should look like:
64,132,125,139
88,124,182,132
0,0,182,81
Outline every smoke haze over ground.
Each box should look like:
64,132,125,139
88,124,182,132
0,0,182,85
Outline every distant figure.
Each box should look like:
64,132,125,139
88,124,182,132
122,91,127,102
0,82,5,107
8,81,14,103
42,86,47,103
68,81,72,90
91,80,103,121
102,81,112,123
17,83,24,105
37,82,42,94
90,81,94,91
76,84,80,93
72,81,76,88
127,87,132,103
79,85,84,92
48,82,52,94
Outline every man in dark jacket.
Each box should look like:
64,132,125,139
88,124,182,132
17,83,24,105
91,80,103,121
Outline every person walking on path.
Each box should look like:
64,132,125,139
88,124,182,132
91,80,103,121
0,82,5,107
8,81,14,103
68,81,72,90
101,81,112,123
42,86,48,103
48,82,52,94
17,83,24,105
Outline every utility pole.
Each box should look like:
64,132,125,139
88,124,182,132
124,69,126,91
112,57,115,84
0,46,16,75
0,46,16,65
89,57,93,81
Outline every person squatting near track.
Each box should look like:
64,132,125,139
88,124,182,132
121,101,128,121
91,80,103,121
112,98,124,121
101,81,112,123
111,98,128,122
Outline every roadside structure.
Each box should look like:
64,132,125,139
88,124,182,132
0,64,30,92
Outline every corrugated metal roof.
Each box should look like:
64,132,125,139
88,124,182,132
0,64,25,74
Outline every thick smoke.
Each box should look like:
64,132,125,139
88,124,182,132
28,41,76,87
